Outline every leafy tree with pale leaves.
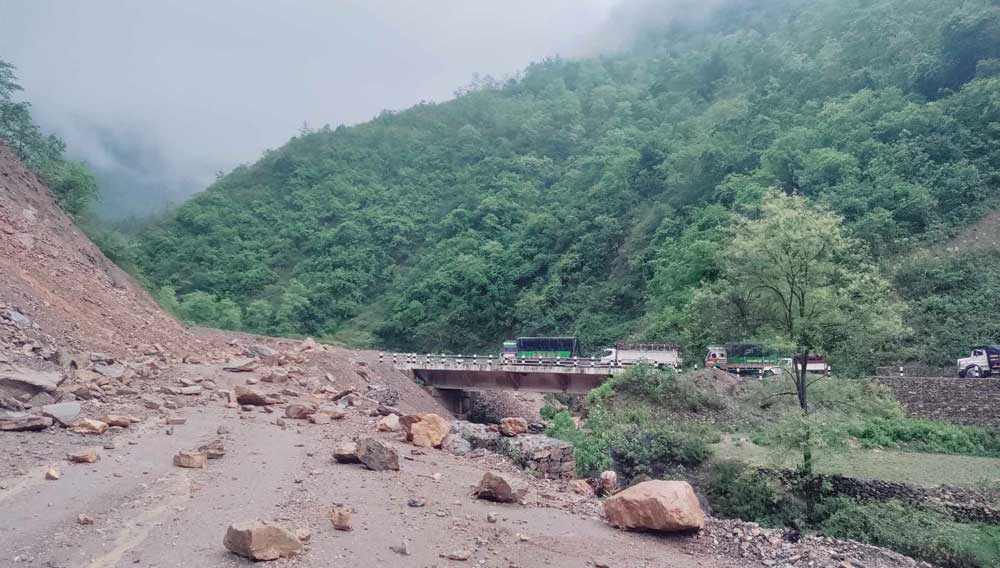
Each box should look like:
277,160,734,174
695,192,906,475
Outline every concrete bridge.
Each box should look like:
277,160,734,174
387,353,631,414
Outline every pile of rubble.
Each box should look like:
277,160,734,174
443,420,576,479
694,518,930,568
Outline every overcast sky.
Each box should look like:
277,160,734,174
0,0,648,216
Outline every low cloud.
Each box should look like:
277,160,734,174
0,0,727,219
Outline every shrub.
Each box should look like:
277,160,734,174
607,423,715,483
544,410,578,441
705,460,804,527
589,364,723,412
819,499,1000,568
540,404,557,421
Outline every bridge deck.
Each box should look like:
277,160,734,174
389,354,628,394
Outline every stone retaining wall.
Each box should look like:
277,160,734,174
876,377,1000,428
763,469,1000,524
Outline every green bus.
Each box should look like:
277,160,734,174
502,337,579,359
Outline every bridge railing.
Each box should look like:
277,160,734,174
381,352,657,370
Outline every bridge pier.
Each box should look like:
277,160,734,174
432,388,469,418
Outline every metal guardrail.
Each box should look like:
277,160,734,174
381,352,663,370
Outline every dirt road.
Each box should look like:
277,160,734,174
0,356,745,568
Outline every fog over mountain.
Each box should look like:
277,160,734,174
0,0,652,219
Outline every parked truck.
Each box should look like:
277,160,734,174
502,337,579,359
600,342,683,368
957,345,1000,378
705,344,829,377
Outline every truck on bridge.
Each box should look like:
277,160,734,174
502,337,579,359
600,342,682,368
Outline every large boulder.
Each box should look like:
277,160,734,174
333,441,361,464
441,433,472,456
602,480,705,532
0,366,62,396
223,520,303,561
499,417,528,437
284,403,317,419
42,404,79,427
458,421,500,450
0,411,52,431
356,438,400,471
402,413,449,448
234,385,273,406
473,472,525,503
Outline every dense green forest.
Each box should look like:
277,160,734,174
94,0,1000,364
136,0,1000,363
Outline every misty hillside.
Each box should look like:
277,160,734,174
137,0,1000,364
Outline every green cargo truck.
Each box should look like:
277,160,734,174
501,337,579,359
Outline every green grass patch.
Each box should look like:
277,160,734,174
848,417,1000,458
819,499,1000,568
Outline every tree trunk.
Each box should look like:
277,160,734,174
795,348,812,477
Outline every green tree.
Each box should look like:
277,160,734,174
704,192,905,475
244,299,274,333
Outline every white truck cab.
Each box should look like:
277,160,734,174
958,345,1000,378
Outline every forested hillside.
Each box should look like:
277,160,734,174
138,0,1000,366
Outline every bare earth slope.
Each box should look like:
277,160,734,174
0,140,193,359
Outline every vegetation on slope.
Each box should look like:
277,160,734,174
136,0,1000,364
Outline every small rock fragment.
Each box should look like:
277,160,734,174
330,507,353,531
173,451,208,469
377,414,401,432
100,414,132,428
198,439,226,459
442,549,472,561
69,418,109,435
77,514,94,525
499,417,528,437
66,448,99,463
474,472,525,503
308,413,331,425
45,467,60,480
294,528,311,543
285,403,317,419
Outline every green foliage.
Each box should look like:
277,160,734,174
607,423,714,482
154,287,245,331
588,364,723,412
544,410,577,440
705,460,804,527
894,252,1000,366
548,368,721,480
539,404,557,421
134,0,1000,363
820,499,1000,568
849,417,1000,457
